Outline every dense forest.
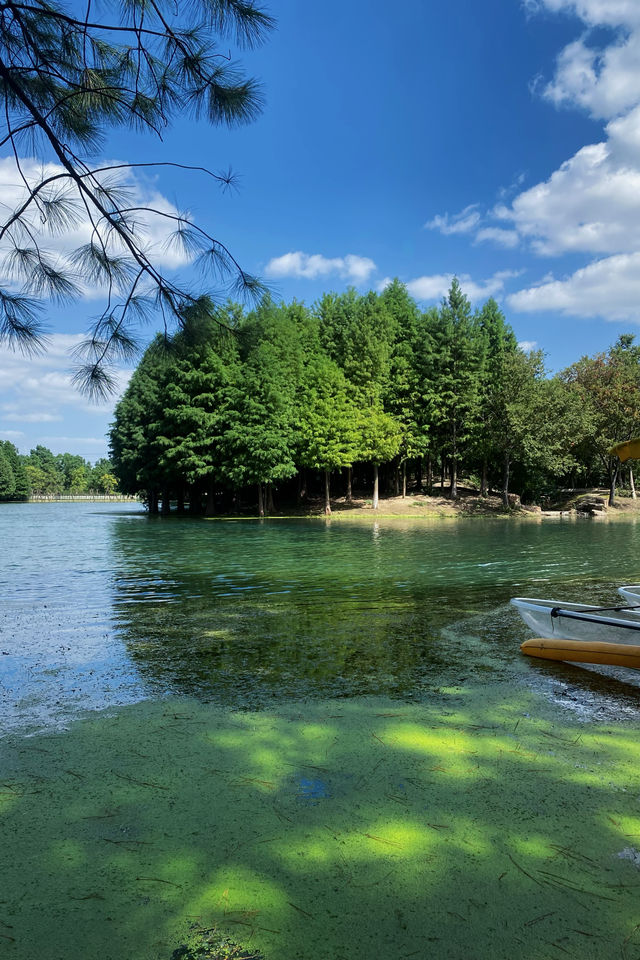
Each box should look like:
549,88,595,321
0,443,118,501
108,279,640,516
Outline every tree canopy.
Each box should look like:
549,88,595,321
110,279,633,515
0,443,117,500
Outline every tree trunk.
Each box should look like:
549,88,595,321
176,487,185,514
502,453,510,509
205,480,216,516
449,417,458,499
480,458,488,498
266,481,275,514
257,482,264,518
148,489,159,514
393,461,400,497
609,462,619,507
416,456,422,491
402,460,407,498
161,486,171,515
324,469,331,515
426,453,432,495
188,486,203,514
440,457,445,493
346,466,352,503
450,459,458,499
372,463,379,510
297,469,306,504
631,467,637,500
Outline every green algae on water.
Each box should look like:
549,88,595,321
3,683,640,959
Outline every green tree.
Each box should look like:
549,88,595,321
89,458,115,492
56,452,89,492
411,305,440,492
298,355,359,515
155,302,242,514
0,0,274,395
381,279,428,495
489,352,587,507
0,448,16,500
25,445,63,493
110,338,170,512
95,471,118,495
317,288,401,504
473,298,518,496
429,280,482,498
561,336,640,505
356,408,402,509
1,441,30,499
226,299,299,515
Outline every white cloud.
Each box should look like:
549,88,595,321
528,1,640,30
518,340,538,351
497,105,640,256
508,251,640,320
2,411,62,422
40,435,107,447
0,157,192,297
265,251,377,284
495,3,640,321
406,271,511,303
475,227,520,248
541,33,640,120
0,333,132,419
528,1,640,121
424,205,481,236
0,333,133,456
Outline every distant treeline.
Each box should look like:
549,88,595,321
0,443,118,500
109,279,640,514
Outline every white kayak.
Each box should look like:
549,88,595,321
619,584,640,604
511,597,640,645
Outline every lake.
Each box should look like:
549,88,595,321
3,501,640,734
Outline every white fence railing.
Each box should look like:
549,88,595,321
28,494,138,502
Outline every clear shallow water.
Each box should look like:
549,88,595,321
2,502,640,732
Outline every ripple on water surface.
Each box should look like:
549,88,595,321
2,501,640,732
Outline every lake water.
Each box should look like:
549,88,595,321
3,502,640,733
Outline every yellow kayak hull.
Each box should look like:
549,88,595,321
521,637,640,668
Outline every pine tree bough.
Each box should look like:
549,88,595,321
0,0,274,397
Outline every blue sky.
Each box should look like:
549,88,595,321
3,0,640,459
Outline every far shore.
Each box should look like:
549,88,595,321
211,486,640,522
11,486,640,520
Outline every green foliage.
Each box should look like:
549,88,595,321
298,355,359,472
108,282,640,512
25,445,63,494
561,335,640,497
0,448,16,499
0,440,30,499
224,300,299,492
90,458,119,493
109,337,171,497
382,279,430,462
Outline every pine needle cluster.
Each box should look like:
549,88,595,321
0,0,274,396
